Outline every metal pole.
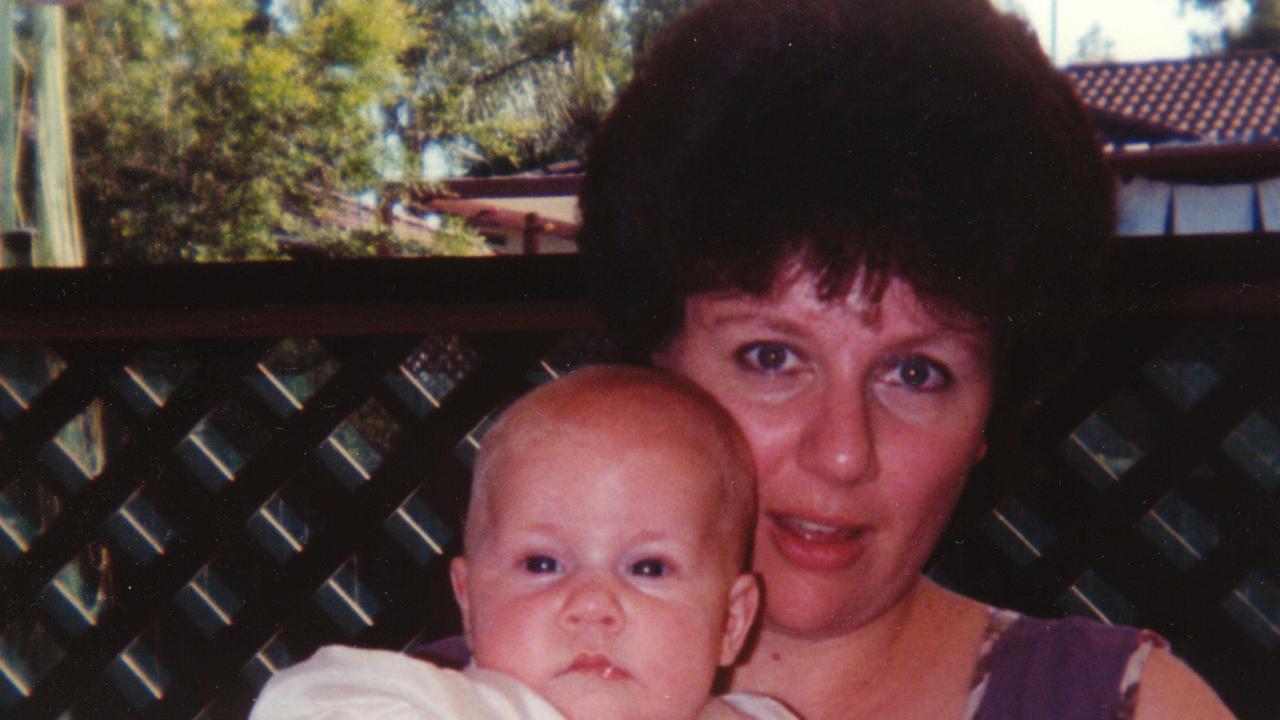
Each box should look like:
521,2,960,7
1050,0,1058,64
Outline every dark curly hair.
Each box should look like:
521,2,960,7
578,0,1113,402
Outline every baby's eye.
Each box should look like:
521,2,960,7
736,342,801,374
628,559,668,577
885,355,950,392
523,555,561,574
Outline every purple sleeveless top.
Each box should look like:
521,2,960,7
412,608,1165,719
965,609,1165,720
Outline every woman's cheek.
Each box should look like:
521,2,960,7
872,384,947,425
729,406,794,486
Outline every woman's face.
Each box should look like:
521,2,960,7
654,271,994,639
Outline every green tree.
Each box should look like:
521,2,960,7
1186,0,1280,51
1071,23,1116,64
623,0,700,55
66,0,423,262
13,0,696,263
391,0,671,175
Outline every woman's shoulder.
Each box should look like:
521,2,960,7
967,609,1153,720
968,609,1233,720
1129,645,1235,720
988,609,1158,663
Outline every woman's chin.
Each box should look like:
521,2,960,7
757,558,923,640
758,576,871,638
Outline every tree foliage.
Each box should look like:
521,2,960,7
38,0,696,263
1071,23,1116,64
391,0,696,175
67,0,419,261
1186,0,1280,51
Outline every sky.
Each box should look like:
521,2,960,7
1000,0,1251,64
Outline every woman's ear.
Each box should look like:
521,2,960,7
449,556,472,644
719,573,761,666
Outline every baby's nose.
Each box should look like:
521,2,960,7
558,576,624,633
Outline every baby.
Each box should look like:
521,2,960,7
251,366,796,720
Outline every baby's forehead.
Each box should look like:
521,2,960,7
493,385,735,462
495,420,728,493
481,453,743,558
467,368,753,553
481,424,735,523
519,376,719,429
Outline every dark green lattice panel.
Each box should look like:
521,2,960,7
931,317,1280,719
0,253,1275,719
0,330,619,719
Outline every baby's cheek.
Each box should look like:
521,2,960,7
470,604,535,675
652,608,724,686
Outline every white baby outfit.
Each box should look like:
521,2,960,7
249,645,797,720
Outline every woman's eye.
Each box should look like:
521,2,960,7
629,559,668,577
888,356,950,391
736,342,799,373
523,555,561,574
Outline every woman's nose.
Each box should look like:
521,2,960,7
558,574,624,634
796,382,876,486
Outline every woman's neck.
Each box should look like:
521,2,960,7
730,579,990,720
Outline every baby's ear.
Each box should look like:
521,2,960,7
719,573,760,666
450,556,473,644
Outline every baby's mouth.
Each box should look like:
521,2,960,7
561,653,631,681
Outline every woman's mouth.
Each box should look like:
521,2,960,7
561,654,631,681
767,513,869,571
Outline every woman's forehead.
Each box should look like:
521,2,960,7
689,270,992,338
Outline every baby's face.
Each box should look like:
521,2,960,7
452,423,756,720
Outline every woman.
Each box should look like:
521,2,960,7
576,0,1235,717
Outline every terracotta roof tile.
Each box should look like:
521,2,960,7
1067,51,1280,145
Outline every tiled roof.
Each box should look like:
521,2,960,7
1067,51,1280,145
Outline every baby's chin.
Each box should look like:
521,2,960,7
541,683,702,720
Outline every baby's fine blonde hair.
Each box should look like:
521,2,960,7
465,365,757,569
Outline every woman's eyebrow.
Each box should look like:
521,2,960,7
701,308,811,336
890,330,994,363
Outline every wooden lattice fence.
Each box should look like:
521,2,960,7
0,253,1275,719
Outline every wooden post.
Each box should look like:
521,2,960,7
522,212,541,255
33,3,84,266
2,228,33,267
1,0,19,236
32,3,98,523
